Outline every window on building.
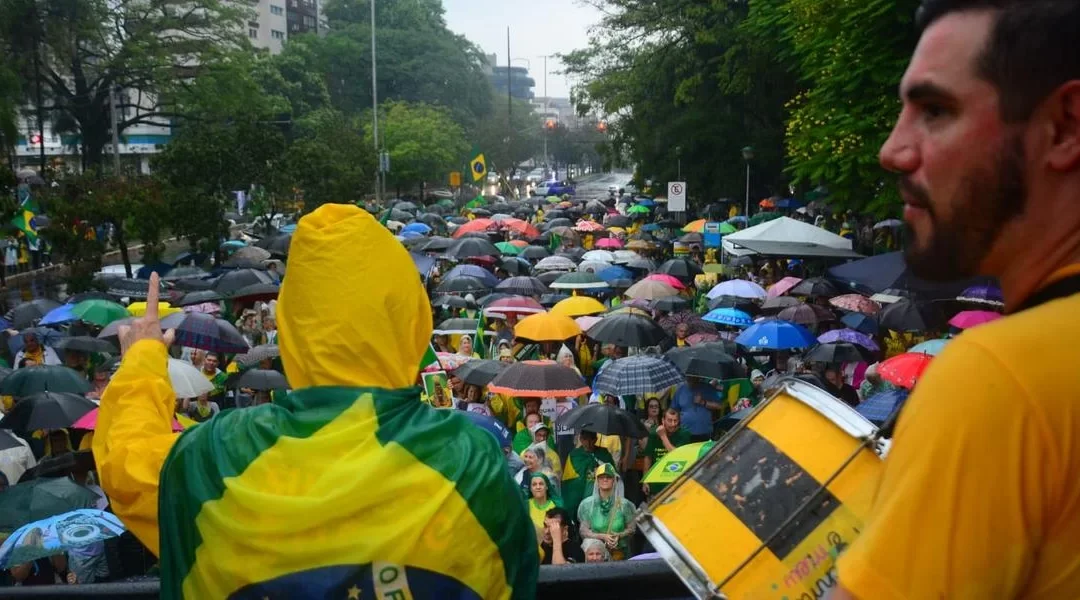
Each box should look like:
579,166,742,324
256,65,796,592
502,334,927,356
271,29,285,39
303,15,315,26
249,28,258,38
248,20,259,27
270,4,283,15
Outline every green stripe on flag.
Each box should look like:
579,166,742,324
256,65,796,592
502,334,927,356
475,317,486,359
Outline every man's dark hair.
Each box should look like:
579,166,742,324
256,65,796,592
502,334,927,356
579,430,597,442
916,0,1080,122
545,507,571,526
665,407,681,419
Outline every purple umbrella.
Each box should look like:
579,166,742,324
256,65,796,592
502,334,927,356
160,312,250,354
817,328,879,351
957,284,1004,306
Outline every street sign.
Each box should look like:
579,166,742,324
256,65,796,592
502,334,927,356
379,151,390,173
449,171,462,187
668,181,687,212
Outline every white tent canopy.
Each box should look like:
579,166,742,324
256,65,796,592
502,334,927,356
722,216,854,257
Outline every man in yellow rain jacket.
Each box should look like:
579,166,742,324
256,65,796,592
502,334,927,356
94,204,538,599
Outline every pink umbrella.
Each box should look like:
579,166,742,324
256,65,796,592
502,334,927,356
948,310,1002,330
829,294,882,315
767,276,803,299
575,315,602,331
73,407,184,432
596,238,623,249
483,296,545,318
645,273,686,290
574,220,605,233
184,302,222,314
686,332,720,345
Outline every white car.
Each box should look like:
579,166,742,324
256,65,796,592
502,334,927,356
607,184,619,195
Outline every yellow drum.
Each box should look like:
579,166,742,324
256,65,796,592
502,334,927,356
637,378,885,600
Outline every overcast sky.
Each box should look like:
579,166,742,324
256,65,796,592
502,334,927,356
441,0,603,99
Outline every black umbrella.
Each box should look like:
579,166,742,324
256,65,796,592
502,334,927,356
496,276,548,297
789,277,840,299
877,299,944,332
419,236,453,253
546,218,573,228
226,282,281,300
0,366,92,397
433,318,481,335
436,276,491,295
28,449,97,480
107,278,164,300
162,266,210,281
175,290,224,307
498,257,533,276
222,256,268,270
96,317,136,340
777,304,836,327
230,369,288,390
65,291,112,304
557,247,587,262
487,361,590,398
0,392,97,432
651,296,690,313
587,314,669,347
160,312,250,354
841,312,879,335
0,429,24,451
432,294,469,310
444,237,500,260
0,478,99,531
171,278,214,292
394,201,418,212
212,269,274,295
471,208,492,217
605,215,632,228
253,234,293,255
665,346,744,380
539,293,570,308
535,271,567,286
10,299,62,329
520,246,550,260
759,296,801,313
803,342,873,364
558,403,649,438
53,336,117,354
454,359,509,387
655,258,704,281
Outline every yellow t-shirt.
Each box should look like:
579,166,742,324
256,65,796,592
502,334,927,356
838,270,1080,599
597,434,622,467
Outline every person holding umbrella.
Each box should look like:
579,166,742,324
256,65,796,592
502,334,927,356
14,332,60,369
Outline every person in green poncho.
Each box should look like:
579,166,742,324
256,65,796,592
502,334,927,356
577,462,636,560
527,472,561,535
561,430,615,519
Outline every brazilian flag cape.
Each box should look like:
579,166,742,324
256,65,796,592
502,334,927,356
158,386,538,599
560,446,615,518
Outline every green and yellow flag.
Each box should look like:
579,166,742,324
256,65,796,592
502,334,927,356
11,190,39,244
469,147,487,182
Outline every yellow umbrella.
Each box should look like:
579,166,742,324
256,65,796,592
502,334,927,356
515,312,582,342
551,296,606,318
127,302,182,318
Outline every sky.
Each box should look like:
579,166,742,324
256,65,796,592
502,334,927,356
441,0,603,99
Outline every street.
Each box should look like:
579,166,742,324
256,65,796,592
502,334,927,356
571,170,634,200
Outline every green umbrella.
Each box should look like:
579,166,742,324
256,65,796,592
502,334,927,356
71,299,129,327
627,205,650,215
436,198,455,207
719,222,738,235
0,366,92,397
546,196,561,204
0,478,99,531
495,242,521,256
749,211,783,226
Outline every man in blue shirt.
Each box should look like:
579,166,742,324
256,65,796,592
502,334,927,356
671,377,725,442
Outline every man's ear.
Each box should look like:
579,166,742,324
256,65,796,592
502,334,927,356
1046,81,1080,171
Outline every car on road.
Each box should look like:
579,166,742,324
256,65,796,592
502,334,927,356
607,184,619,195
536,180,576,197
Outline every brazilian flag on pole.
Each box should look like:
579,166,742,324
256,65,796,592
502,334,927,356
11,191,40,244
465,194,485,210
469,147,487,182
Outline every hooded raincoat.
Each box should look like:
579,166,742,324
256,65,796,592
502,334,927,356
94,204,538,599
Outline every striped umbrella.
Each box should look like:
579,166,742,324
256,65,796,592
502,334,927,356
593,355,684,396
549,272,608,290
235,344,281,367
160,312,250,354
495,276,548,297
487,361,590,398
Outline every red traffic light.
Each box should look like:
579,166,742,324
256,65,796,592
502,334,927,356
544,119,556,130
29,134,41,145
596,121,608,132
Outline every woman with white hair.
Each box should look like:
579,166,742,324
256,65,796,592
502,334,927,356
577,462,636,560
581,538,612,563
520,442,561,497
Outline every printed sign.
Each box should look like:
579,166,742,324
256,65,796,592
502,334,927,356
668,182,687,212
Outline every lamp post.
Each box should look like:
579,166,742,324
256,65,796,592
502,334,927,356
742,145,754,216
371,0,381,205
675,145,683,181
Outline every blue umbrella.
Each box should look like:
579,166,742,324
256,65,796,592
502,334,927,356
736,320,817,350
910,338,950,356
8,328,66,355
402,222,432,235
462,411,512,449
841,312,879,335
410,252,436,278
400,230,425,240
856,389,909,426
445,264,499,287
221,240,247,249
727,216,749,225
775,198,804,209
0,509,126,569
593,355,685,396
636,199,656,207
39,304,77,326
596,265,633,283
703,307,754,328
136,263,173,280
641,223,660,232
279,224,297,234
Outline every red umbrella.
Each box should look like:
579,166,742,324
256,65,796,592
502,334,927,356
484,296,545,318
767,276,802,299
574,220,605,232
487,360,591,398
499,218,540,238
645,274,686,290
879,352,934,389
829,294,882,315
452,219,497,238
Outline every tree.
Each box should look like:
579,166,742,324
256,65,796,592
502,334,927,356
0,0,249,169
282,108,374,209
366,101,468,196
472,96,542,179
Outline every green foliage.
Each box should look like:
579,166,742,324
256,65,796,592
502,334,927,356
282,109,374,209
471,96,543,176
367,101,468,195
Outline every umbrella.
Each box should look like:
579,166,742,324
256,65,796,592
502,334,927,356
434,318,482,335
910,338,950,356
0,509,127,569
127,301,182,318
539,293,570,308
749,211,782,226
175,290,224,307
514,313,581,342
703,308,754,328
856,389,910,426
789,277,840,298
551,296,606,318
595,238,623,249
419,236,453,253
38,304,77,326
6,327,65,356
0,479,99,532
682,219,706,233
53,336,117,354
106,278,164,300
167,358,218,398
452,218,497,238
605,215,632,228
593,355,684,396
557,403,648,437
627,204,650,215
212,269,274,295
948,310,1001,330
160,312,250,354
957,284,1004,307
0,392,97,432
878,299,944,332
520,246,550,260
644,274,686,290
0,430,24,452
225,282,281,301
707,280,767,300
69,299,129,327
453,359,509,387
657,311,716,336
0,366,92,397
402,222,432,235
171,278,213,292
231,369,289,391
234,344,281,368
587,314,669,347
826,251,995,299
534,255,577,272
840,312,879,335
655,258,703,281
735,320,816,350
435,276,491,295
162,266,210,281
767,277,803,299
445,264,499,287
624,257,655,271
711,296,762,316
678,232,704,245
253,234,293,256
550,272,608,290
873,219,903,230
878,352,935,389
777,304,836,327
803,342,873,364
228,246,272,263
444,237,500,260
817,328,879,351
495,276,548,297
484,296,545,318
463,412,513,449
11,299,63,329
759,296,801,314
624,279,679,301
576,260,611,274
582,250,616,263
829,294,882,316
495,242,520,256
96,317,136,340
642,441,715,484
665,346,744,380
498,257,533,276
487,361,590,398
651,296,690,313
575,315,602,331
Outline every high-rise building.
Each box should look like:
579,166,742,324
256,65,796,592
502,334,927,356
483,54,535,101
248,0,326,54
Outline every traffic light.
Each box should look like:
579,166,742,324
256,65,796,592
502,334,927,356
596,121,608,133
544,119,556,130
28,134,41,146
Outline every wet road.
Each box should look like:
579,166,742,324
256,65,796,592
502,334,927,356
573,170,634,201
